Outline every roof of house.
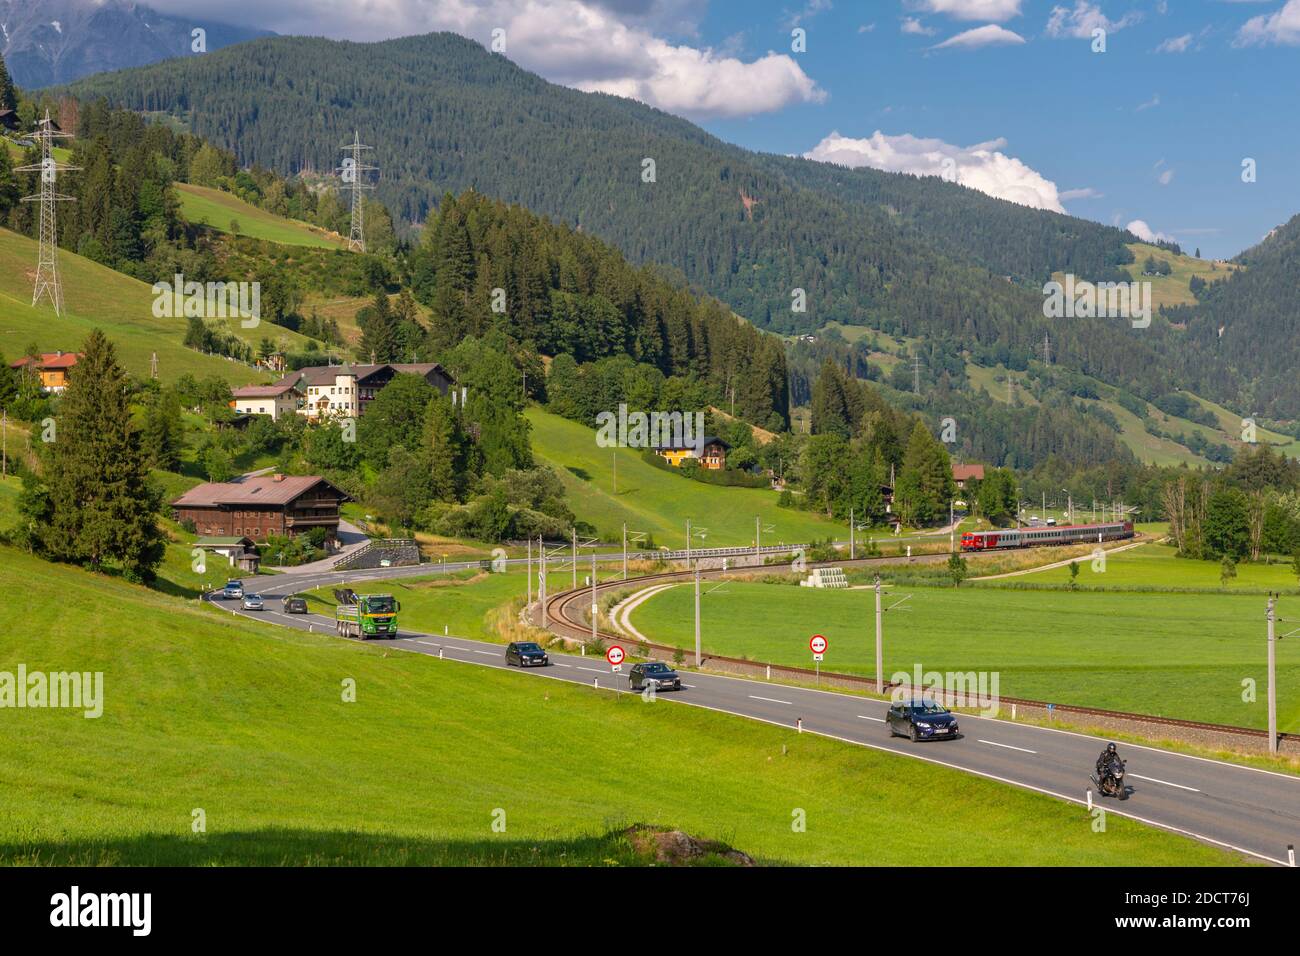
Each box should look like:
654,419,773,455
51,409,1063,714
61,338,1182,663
952,464,986,482
655,436,731,452
9,351,81,370
171,475,350,508
195,536,257,548
232,383,299,399
277,362,452,389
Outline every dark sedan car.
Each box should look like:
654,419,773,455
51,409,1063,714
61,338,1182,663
629,661,682,692
505,641,549,667
282,595,308,614
886,700,960,741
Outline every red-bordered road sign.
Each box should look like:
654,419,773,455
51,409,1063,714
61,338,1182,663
809,634,828,655
606,645,625,667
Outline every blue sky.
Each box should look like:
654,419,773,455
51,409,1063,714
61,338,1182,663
690,0,1300,258
154,0,1300,258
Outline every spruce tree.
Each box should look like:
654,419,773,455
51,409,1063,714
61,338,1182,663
43,330,165,580
0,52,15,113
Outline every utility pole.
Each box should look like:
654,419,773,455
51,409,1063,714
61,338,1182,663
571,527,577,590
18,110,78,315
337,131,377,253
1042,332,1053,366
526,536,532,608
874,576,884,694
539,536,547,628
694,567,702,667
1267,595,1278,755
912,353,922,395
622,522,628,580
686,518,691,568
591,553,598,646
850,507,855,560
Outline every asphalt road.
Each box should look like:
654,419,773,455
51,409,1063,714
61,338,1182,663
210,565,1300,867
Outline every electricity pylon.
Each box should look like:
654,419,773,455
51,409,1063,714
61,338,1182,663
337,131,376,253
17,110,79,315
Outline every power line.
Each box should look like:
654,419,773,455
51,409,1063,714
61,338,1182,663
337,131,377,253
17,110,79,315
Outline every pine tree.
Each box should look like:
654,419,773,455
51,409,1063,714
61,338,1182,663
0,52,16,113
43,330,165,580
142,389,185,472
422,394,463,501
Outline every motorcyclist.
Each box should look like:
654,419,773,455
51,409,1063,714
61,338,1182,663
1095,742,1121,779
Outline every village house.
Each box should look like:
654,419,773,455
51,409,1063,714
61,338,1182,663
656,436,731,470
171,474,350,546
229,382,303,421
271,361,454,422
951,463,986,491
193,536,261,572
8,351,81,393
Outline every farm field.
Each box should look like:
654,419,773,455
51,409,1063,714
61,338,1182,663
629,578,1300,731
527,407,846,547
1015,541,1300,591
0,545,1242,867
176,183,344,249
0,227,299,386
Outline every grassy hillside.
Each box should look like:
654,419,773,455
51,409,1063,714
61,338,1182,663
0,545,1243,865
630,577,1300,731
0,226,298,386
176,183,344,249
1117,242,1242,312
527,407,844,547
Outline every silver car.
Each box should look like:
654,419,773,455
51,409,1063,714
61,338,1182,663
241,594,265,611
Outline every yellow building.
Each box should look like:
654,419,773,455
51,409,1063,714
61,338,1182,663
656,436,730,470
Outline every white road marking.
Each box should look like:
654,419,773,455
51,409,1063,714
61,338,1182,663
1129,773,1200,793
749,695,793,705
470,649,498,656
978,739,1037,754
576,666,606,674
857,714,885,722
411,640,439,648
553,662,573,668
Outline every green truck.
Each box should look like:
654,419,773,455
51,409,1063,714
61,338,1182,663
334,590,401,639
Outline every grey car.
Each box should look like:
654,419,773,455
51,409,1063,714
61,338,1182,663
241,594,265,611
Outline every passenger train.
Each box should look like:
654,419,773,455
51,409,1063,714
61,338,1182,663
959,521,1134,552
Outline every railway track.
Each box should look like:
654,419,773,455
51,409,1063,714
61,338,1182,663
539,554,1298,746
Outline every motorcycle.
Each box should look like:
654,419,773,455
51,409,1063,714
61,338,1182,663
1090,758,1128,800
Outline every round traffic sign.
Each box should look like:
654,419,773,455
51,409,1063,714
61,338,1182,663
809,634,828,654
606,645,625,666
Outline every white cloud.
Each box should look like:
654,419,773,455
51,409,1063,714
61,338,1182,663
140,0,824,119
1136,93,1161,111
932,24,1027,48
803,130,1065,212
901,17,937,35
1235,0,1300,46
1046,2,1143,39
1155,33,1193,53
1060,187,1103,200
1158,168,1175,186
1127,219,1173,243
915,1,1025,22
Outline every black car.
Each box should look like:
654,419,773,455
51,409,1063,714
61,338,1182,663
629,661,682,692
282,595,308,614
886,700,960,741
505,641,549,667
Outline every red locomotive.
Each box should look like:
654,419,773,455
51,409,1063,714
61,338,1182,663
959,521,1134,552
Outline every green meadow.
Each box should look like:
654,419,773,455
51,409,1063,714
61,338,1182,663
0,545,1244,866
629,577,1300,731
176,183,343,249
527,407,846,547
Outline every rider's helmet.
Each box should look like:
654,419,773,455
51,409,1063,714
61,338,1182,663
1106,742,1117,754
